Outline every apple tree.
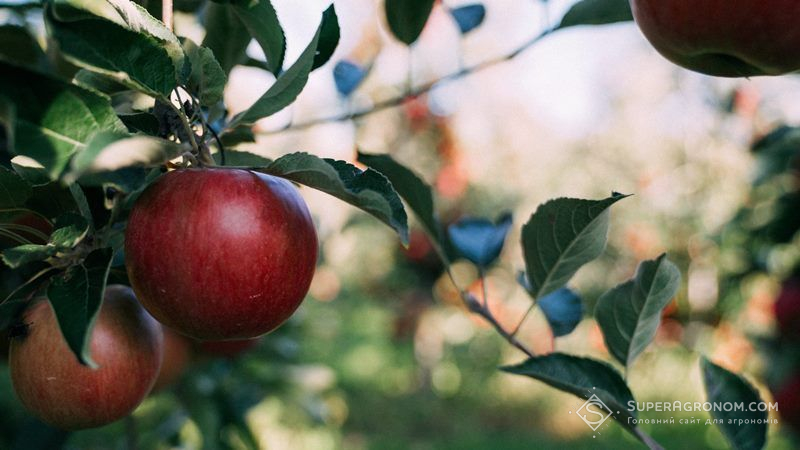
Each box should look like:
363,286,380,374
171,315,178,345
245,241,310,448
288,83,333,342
0,0,788,448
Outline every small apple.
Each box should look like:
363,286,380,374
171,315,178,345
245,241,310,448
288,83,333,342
125,168,318,340
197,337,260,359
9,285,163,430
630,1,800,77
151,327,193,392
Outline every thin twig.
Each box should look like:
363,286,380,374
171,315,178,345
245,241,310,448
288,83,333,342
462,291,535,358
510,302,536,338
256,27,554,136
162,0,173,32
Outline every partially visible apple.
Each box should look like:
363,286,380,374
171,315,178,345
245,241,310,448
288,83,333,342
125,168,318,340
9,285,163,430
630,1,800,77
198,337,260,359
151,327,193,392
0,212,52,249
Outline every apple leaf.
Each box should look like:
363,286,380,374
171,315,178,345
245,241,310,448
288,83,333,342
0,165,32,208
202,1,252,74
46,247,113,367
501,353,638,432
450,4,485,35
521,193,627,300
312,4,340,70
595,254,681,369
230,7,333,126
1,244,55,268
213,150,272,167
333,60,367,97
536,286,584,337
262,152,409,245
385,0,435,45
49,212,89,248
181,38,227,107
701,358,768,450
46,0,187,97
557,0,633,30
447,213,512,268
68,132,183,192
0,24,48,71
0,61,126,180
357,152,440,246
230,0,284,75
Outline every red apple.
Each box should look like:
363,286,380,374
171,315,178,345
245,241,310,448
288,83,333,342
125,168,318,340
9,285,163,430
775,278,800,341
630,1,800,77
151,327,193,391
0,212,52,249
198,337,260,358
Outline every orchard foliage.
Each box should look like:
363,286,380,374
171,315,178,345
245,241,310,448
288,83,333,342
0,0,775,448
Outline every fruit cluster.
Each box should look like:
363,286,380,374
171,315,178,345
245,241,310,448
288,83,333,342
2,169,317,430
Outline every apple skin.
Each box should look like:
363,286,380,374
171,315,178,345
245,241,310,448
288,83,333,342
198,337,260,358
125,168,318,341
630,0,800,77
151,327,193,392
9,285,163,430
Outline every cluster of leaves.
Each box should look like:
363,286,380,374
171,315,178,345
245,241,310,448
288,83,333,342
718,125,800,312
358,152,769,450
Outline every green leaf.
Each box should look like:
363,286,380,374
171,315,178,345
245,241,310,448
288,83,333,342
230,0,285,75
385,0,435,45
68,132,182,191
213,149,272,167
2,244,55,268
118,112,160,134
73,69,130,96
202,1,252,74
557,0,633,30
501,353,638,433
312,4,340,70
594,254,681,369
0,165,32,208
262,152,409,245
230,10,325,126
0,61,126,180
521,193,628,300
182,38,227,106
46,247,113,367
701,358,768,450
0,24,48,71
49,212,89,248
357,152,440,246
46,0,187,97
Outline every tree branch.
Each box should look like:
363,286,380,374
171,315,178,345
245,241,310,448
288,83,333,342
256,27,555,135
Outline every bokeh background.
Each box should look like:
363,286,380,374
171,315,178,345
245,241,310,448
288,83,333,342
2,0,800,448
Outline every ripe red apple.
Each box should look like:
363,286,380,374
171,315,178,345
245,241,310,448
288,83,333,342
125,168,318,340
630,1,800,77
9,285,163,430
775,278,800,341
198,337,260,358
151,327,193,391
